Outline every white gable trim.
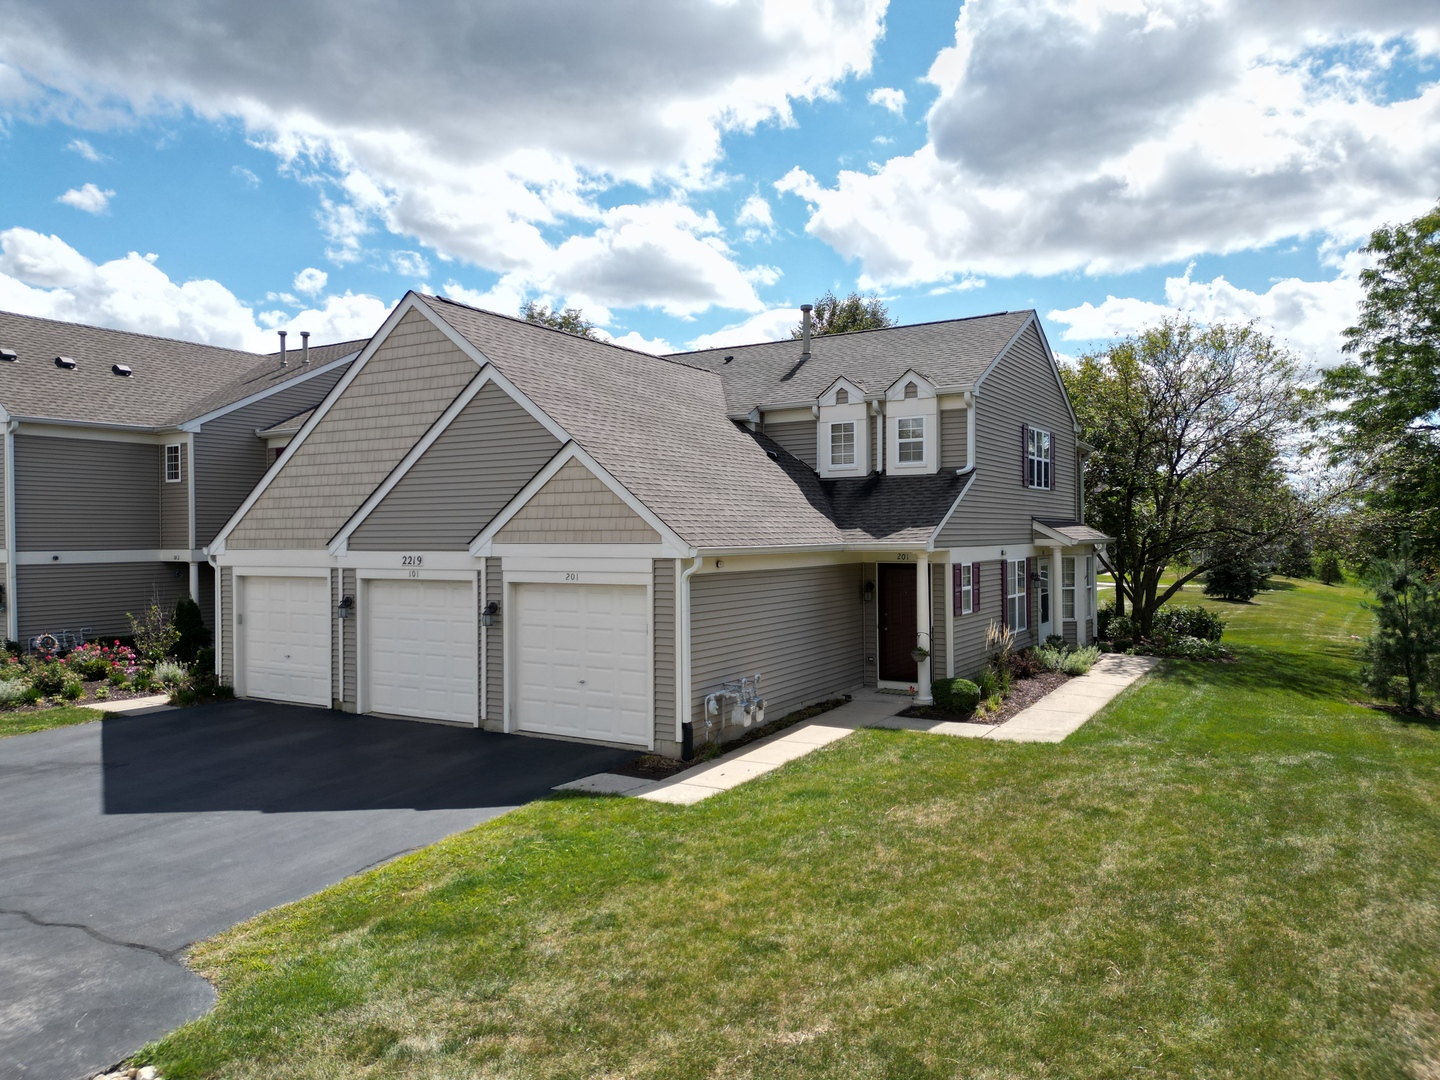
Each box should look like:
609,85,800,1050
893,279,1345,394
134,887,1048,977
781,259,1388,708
328,365,569,555
884,369,937,401
178,351,359,432
469,442,692,557
818,375,867,406
209,292,481,554
972,312,1079,431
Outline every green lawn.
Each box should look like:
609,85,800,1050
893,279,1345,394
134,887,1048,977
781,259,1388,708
141,578,1440,1079
0,704,101,739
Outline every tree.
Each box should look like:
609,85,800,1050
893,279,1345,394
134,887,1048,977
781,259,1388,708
1321,201,1440,564
1277,531,1315,579
521,300,599,340
1063,318,1310,637
1316,551,1344,585
172,597,212,665
1359,539,1440,711
1203,553,1270,601
791,290,895,338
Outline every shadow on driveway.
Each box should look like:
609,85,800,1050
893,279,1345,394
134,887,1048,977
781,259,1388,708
101,699,639,814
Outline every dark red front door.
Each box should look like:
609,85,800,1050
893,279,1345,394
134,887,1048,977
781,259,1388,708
878,563,918,682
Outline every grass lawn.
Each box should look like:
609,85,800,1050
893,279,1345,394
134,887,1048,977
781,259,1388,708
141,578,1440,1079
0,704,101,739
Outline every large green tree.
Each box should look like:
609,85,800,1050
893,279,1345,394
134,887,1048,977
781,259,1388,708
1064,318,1309,636
1321,201,1440,563
521,300,598,340
791,290,895,338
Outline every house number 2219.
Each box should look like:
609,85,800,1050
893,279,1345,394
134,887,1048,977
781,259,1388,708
401,555,423,566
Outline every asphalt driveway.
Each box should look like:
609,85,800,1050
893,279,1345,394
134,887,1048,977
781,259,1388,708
0,701,635,1079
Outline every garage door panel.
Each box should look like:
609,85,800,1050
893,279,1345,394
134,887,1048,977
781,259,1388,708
367,578,476,725
515,582,650,747
244,575,331,707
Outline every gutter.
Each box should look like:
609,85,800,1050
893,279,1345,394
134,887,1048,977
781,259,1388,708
676,555,703,746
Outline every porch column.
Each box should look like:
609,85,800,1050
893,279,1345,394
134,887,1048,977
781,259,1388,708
915,553,933,704
1050,545,1064,642
189,562,200,605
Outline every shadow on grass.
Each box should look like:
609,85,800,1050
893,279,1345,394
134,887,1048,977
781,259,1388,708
1155,643,1361,703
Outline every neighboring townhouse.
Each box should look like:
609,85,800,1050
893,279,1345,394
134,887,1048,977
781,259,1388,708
0,311,363,646
209,292,1107,758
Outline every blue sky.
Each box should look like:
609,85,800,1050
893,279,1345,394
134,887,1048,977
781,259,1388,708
1,0,1437,365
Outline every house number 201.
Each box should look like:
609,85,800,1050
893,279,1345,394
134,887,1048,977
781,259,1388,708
565,572,580,581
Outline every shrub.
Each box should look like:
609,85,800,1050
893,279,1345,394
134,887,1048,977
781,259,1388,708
194,646,216,679
127,601,180,663
1316,551,1344,586
131,669,154,692
931,678,980,714
1150,635,1232,660
1107,614,1137,649
65,643,115,681
107,666,128,688
1008,648,1044,680
0,678,30,707
977,667,1002,701
172,598,212,664
1059,645,1102,674
30,661,68,695
1096,603,1114,641
0,657,26,682
1153,605,1226,642
152,660,189,687
94,686,110,701
1043,634,1067,650
60,678,84,701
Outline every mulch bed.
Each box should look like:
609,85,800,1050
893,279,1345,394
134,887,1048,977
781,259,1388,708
1,679,164,715
899,670,1073,726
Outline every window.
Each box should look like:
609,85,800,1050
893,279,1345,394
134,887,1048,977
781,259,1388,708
904,381,918,399
165,443,182,483
955,563,973,615
1062,556,1076,620
1038,560,1050,624
1027,426,1052,488
1006,559,1028,632
897,416,925,463
830,422,856,467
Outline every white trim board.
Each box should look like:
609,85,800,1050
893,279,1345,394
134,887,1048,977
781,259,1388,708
178,351,359,432
14,549,196,565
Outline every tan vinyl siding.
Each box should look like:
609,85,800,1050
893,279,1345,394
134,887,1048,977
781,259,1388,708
939,407,968,470
228,310,477,549
191,368,347,546
160,443,188,549
951,560,1004,682
930,562,948,679
861,561,878,686
485,557,501,726
764,419,817,468
653,560,677,753
198,561,215,630
690,564,863,745
495,459,659,545
342,568,357,708
937,323,1075,547
350,381,560,549
220,566,233,684
15,435,159,550
1063,619,1078,647
16,561,187,642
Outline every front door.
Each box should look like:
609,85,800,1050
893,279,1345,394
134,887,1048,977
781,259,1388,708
878,563,918,682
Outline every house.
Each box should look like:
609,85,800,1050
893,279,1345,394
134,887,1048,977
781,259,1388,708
208,292,1106,758
0,311,364,647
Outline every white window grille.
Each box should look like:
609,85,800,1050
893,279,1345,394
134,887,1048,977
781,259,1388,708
830,421,856,466
959,563,972,614
1062,556,1076,620
1027,427,1052,488
897,416,925,463
1006,559,1028,632
165,443,182,483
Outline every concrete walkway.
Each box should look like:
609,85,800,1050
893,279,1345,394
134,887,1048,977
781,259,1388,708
559,654,1161,805
86,694,173,716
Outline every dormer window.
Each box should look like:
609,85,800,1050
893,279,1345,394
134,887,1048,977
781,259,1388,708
830,421,856,466
816,378,868,477
897,417,925,463
884,370,937,475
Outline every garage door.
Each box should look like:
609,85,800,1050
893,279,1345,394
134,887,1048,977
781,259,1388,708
243,575,331,706
514,583,650,747
366,578,477,725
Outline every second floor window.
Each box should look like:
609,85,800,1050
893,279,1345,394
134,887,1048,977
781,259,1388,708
830,421,856,466
1027,426,1051,488
897,416,925,463
956,562,973,614
165,444,182,483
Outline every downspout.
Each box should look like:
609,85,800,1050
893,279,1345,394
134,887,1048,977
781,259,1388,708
207,550,221,680
676,554,703,747
186,432,198,603
4,418,15,644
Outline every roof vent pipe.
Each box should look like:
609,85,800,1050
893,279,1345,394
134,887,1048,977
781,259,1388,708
800,303,813,361
300,330,310,365
278,330,287,368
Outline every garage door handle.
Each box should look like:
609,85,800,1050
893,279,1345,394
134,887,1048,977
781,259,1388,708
578,679,586,685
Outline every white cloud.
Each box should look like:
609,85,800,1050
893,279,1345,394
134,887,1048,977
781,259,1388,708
780,0,1440,287
390,250,429,278
0,0,886,315
56,182,114,214
738,194,774,231
232,165,260,187
292,267,327,296
0,227,389,350
1046,253,1369,366
65,137,103,161
867,86,906,115
600,329,677,354
684,305,802,350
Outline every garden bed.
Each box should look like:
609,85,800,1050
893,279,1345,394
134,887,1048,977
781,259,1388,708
900,670,1073,725
0,679,164,714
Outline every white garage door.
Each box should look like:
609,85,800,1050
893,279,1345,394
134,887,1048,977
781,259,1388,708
514,583,650,747
366,578,477,725
243,575,331,706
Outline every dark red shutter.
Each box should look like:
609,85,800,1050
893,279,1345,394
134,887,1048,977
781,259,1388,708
952,563,962,613
1000,560,1008,628
1021,424,1029,486
972,561,980,611
1026,556,1035,634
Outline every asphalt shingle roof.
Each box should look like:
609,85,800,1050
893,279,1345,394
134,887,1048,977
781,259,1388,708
0,310,364,428
670,311,1034,413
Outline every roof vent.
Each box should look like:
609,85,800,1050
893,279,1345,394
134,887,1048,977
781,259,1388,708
301,330,310,365
0,349,16,362
55,356,77,370
112,363,133,377
723,354,734,364
278,330,288,368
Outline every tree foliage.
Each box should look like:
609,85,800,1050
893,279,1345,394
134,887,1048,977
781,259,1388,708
1321,201,1440,562
1063,318,1309,635
1359,539,1440,711
1203,553,1270,602
791,290,895,338
521,300,599,340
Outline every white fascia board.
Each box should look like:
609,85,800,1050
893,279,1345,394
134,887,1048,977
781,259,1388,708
209,293,477,554
884,368,938,399
818,374,868,403
927,469,979,550
14,548,196,565
177,351,359,432
210,548,334,569
327,365,570,555
12,420,173,444
469,442,693,557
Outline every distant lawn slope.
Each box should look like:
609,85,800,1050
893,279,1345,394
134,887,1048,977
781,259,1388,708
143,579,1440,1079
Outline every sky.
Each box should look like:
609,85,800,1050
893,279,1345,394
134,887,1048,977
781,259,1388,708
0,0,1437,368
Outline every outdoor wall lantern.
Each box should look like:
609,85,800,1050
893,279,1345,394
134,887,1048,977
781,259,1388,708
863,580,875,602
337,595,354,620
481,601,499,628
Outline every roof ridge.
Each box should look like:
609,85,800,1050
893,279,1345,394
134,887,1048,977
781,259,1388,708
0,307,265,357
669,308,1034,357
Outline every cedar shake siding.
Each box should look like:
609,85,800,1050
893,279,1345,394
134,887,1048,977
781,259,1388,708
350,381,560,550
494,460,659,545
937,323,1075,547
653,559,677,754
18,562,187,641
227,309,477,549
690,564,863,745
15,436,160,550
